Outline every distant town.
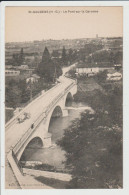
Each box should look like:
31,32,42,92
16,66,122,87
5,36,122,77
5,36,122,122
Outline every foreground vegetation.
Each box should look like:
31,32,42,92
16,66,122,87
58,72,122,189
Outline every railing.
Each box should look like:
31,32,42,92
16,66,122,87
12,80,76,155
12,150,23,174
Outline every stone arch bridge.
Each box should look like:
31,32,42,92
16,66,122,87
6,76,77,163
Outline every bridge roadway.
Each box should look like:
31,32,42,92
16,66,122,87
6,76,74,153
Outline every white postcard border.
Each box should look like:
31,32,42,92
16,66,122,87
0,1,129,195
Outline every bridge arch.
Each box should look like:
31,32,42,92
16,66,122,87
47,105,63,131
16,136,44,161
47,106,63,141
50,105,63,118
20,136,43,161
65,92,73,106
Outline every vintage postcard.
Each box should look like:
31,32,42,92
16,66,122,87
0,1,129,195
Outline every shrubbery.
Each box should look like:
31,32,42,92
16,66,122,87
57,75,122,189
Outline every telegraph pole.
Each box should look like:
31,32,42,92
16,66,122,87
26,72,33,101
30,79,32,101
53,65,57,83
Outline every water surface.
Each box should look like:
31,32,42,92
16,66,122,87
21,102,89,171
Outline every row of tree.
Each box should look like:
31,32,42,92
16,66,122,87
8,42,105,68
5,78,52,108
87,50,122,65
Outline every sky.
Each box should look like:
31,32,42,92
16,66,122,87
5,6,123,42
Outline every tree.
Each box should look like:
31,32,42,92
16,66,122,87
12,48,25,66
19,48,24,65
31,55,40,68
67,68,76,78
5,79,22,108
61,46,67,66
68,48,73,64
78,48,86,62
37,47,62,82
52,50,60,58
109,52,114,64
12,53,19,66
58,110,122,189
113,51,122,64
37,47,53,81
42,47,50,62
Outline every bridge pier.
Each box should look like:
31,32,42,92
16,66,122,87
62,108,68,117
42,132,52,148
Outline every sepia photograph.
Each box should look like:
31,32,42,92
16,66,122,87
4,6,123,190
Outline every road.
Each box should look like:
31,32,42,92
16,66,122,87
61,63,76,76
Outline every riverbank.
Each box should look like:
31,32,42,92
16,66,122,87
23,168,71,189
74,77,105,106
21,161,70,174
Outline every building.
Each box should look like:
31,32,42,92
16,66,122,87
5,65,13,69
5,70,20,77
19,65,29,70
26,74,40,84
114,64,122,71
107,72,122,81
20,68,34,76
5,64,34,80
76,67,114,77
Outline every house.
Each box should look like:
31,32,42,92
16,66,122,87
26,74,40,83
5,70,20,77
19,65,29,70
20,68,34,77
114,64,122,71
5,65,13,69
76,67,111,76
107,72,122,81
